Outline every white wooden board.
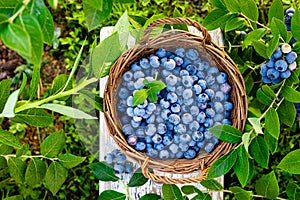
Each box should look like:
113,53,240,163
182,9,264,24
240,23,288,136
99,26,225,200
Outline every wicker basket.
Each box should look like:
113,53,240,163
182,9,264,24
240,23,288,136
103,18,247,184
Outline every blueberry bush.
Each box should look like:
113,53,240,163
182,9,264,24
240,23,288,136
1,0,300,200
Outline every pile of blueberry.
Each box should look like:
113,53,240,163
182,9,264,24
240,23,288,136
104,149,133,174
284,8,296,44
116,47,233,160
260,43,298,84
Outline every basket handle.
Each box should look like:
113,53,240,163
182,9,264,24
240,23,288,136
140,157,209,184
141,17,212,45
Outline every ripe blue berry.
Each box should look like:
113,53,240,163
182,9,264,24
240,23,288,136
198,93,209,103
174,56,184,65
145,124,157,136
286,51,297,64
124,163,132,174
189,121,200,131
149,56,160,68
192,131,204,142
131,62,141,71
182,113,193,124
155,48,167,58
163,134,173,146
169,114,181,125
197,80,207,90
134,78,145,89
118,88,129,99
159,150,170,159
275,60,288,72
123,71,133,82
166,74,178,86
160,99,170,109
207,66,219,75
186,49,199,61
171,103,181,113
164,59,176,70
267,68,280,80
167,92,178,103
104,153,113,164
122,124,134,135
190,106,200,116
214,102,224,113
183,89,193,99
175,48,185,57
280,70,291,79
272,48,283,59
182,76,194,87
157,123,167,134
216,72,228,84
114,163,125,174
186,65,197,75
183,148,197,159
133,71,145,79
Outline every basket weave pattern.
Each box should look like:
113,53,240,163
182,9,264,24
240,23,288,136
103,18,247,184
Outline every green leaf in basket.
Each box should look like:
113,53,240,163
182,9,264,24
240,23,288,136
132,89,148,107
145,80,166,93
127,168,148,187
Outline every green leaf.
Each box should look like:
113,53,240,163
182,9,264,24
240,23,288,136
47,0,58,9
268,0,284,23
0,143,13,155
98,190,126,200
0,79,11,113
132,89,148,107
252,41,268,58
229,186,252,200
0,129,22,149
266,35,280,58
200,179,223,190
209,124,243,144
147,90,158,103
242,132,251,153
128,168,148,187
16,143,29,157
264,131,278,154
282,86,300,103
0,156,8,169
249,136,269,168
1,89,20,118
278,149,300,174
3,195,23,200
29,65,40,100
262,85,276,98
242,28,267,49
223,0,240,13
17,14,43,66
44,161,68,195
79,90,103,111
19,73,27,96
181,185,202,194
173,8,188,31
203,9,233,30
291,9,300,41
0,13,9,29
207,149,237,178
83,0,112,31
256,88,273,105
89,161,119,182
51,74,73,95
162,184,183,200
113,10,130,50
239,0,258,21
58,154,86,169
8,157,26,183
286,183,300,200
191,193,212,200
265,108,280,139
271,18,287,41
208,0,226,9
14,108,54,127
248,118,263,134
40,130,66,158
277,100,296,127
25,158,46,187
40,104,97,119
139,194,161,200
225,17,244,32
255,171,279,199
146,80,166,93
233,146,250,187
0,23,31,58
91,32,122,78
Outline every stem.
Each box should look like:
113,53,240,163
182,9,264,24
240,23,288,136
240,13,270,30
9,0,31,23
14,78,98,113
2,154,58,161
120,179,133,200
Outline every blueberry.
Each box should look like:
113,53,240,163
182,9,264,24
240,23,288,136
167,92,178,103
204,130,213,139
154,143,165,151
175,48,185,57
114,163,125,174
134,71,145,79
197,80,207,90
198,93,209,103
146,115,155,124
164,59,176,70
196,71,206,80
260,64,268,76
207,66,219,75
206,75,215,85
186,49,199,60
162,135,173,146
211,136,220,145
176,151,184,158
204,143,215,153
183,148,197,159
205,89,215,99
204,118,214,128
156,115,164,123
214,91,225,101
189,121,200,131
171,103,181,113
145,76,154,83
162,69,172,77
206,108,216,118
118,88,129,99
146,103,156,114
174,56,184,65
266,60,275,68
146,147,158,158
152,134,162,144
216,72,228,84
189,140,197,147
182,113,193,124
104,153,113,164
262,76,272,84
222,118,232,125
192,131,204,142
181,76,194,88
179,142,189,152
192,84,202,95
126,81,135,90
197,112,206,123
134,78,145,90
197,61,210,71
161,109,171,120
166,75,178,86
286,8,295,15
160,99,170,109
267,68,280,80
135,142,146,151
149,56,160,68
280,70,291,79
169,143,179,154
145,124,157,136
124,163,132,174
138,100,148,109
220,83,231,94
190,105,200,116
224,102,233,111
275,60,288,72
284,13,293,25
169,114,181,125
123,71,133,82
198,102,208,110
272,77,283,84
115,153,126,163
157,123,167,134
122,124,134,135
180,69,189,76
186,65,197,75
272,48,283,59
286,52,297,64
155,48,167,58
183,89,193,99
159,150,170,159
134,107,145,116
131,62,141,71
183,98,194,106
214,102,224,113
174,124,187,134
